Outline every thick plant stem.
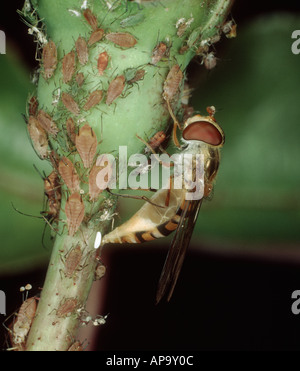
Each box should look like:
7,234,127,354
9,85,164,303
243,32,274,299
19,0,235,351
26,227,102,351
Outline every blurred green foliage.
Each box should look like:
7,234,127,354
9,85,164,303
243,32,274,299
0,12,299,274
191,13,300,246
0,47,51,274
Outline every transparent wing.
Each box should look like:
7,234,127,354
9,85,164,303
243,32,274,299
156,198,203,303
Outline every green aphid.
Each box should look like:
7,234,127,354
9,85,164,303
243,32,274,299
124,67,138,82
187,27,201,48
120,13,145,28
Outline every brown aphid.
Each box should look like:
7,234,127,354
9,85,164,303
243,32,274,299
64,245,83,278
163,64,183,102
128,69,145,84
37,110,59,136
106,75,125,105
13,297,37,345
94,262,106,281
68,341,83,351
58,156,80,193
65,193,85,237
57,298,78,318
151,42,167,65
105,32,137,48
179,44,189,54
75,124,98,168
83,8,98,31
84,90,103,111
75,36,89,65
94,154,115,191
61,92,80,115
88,28,104,46
28,95,38,116
44,170,61,220
27,116,48,159
147,131,166,152
97,51,108,75
42,40,57,79
89,164,103,201
62,51,76,84
66,117,76,143
76,72,85,87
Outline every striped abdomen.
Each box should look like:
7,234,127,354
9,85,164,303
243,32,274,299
102,188,185,245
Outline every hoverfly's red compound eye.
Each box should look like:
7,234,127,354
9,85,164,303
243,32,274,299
182,115,225,147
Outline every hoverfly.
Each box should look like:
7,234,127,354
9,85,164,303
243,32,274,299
102,108,224,303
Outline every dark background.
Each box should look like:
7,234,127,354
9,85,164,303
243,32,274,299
1,0,300,351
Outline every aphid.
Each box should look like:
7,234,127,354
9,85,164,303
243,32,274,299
105,32,137,48
102,110,224,303
106,75,125,105
97,51,109,75
58,156,80,193
89,164,104,201
120,13,145,28
176,17,194,37
42,40,57,79
65,193,85,236
88,28,104,46
92,314,108,326
57,298,78,318
222,20,237,39
75,123,98,168
151,42,167,65
68,341,83,351
127,69,145,84
44,170,61,222
84,90,103,110
28,95,38,116
62,50,76,83
163,64,184,148
89,154,112,201
163,64,183,103
63,245,83,278
145,130,166,153
66,117,76,143
75,36,89,65
94,262,106,281
203,52,217,70
61,92,80,115
206,105,216,117
179,44,189,55
27,116,48,159
37,110,59,136
75,72,85,87
12,297,37,345
83,8,98,31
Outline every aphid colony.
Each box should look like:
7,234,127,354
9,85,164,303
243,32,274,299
26,7,147,239
23,5,230,304
3,280,107,351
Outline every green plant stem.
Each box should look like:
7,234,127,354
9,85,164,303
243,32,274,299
23,0,234,351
